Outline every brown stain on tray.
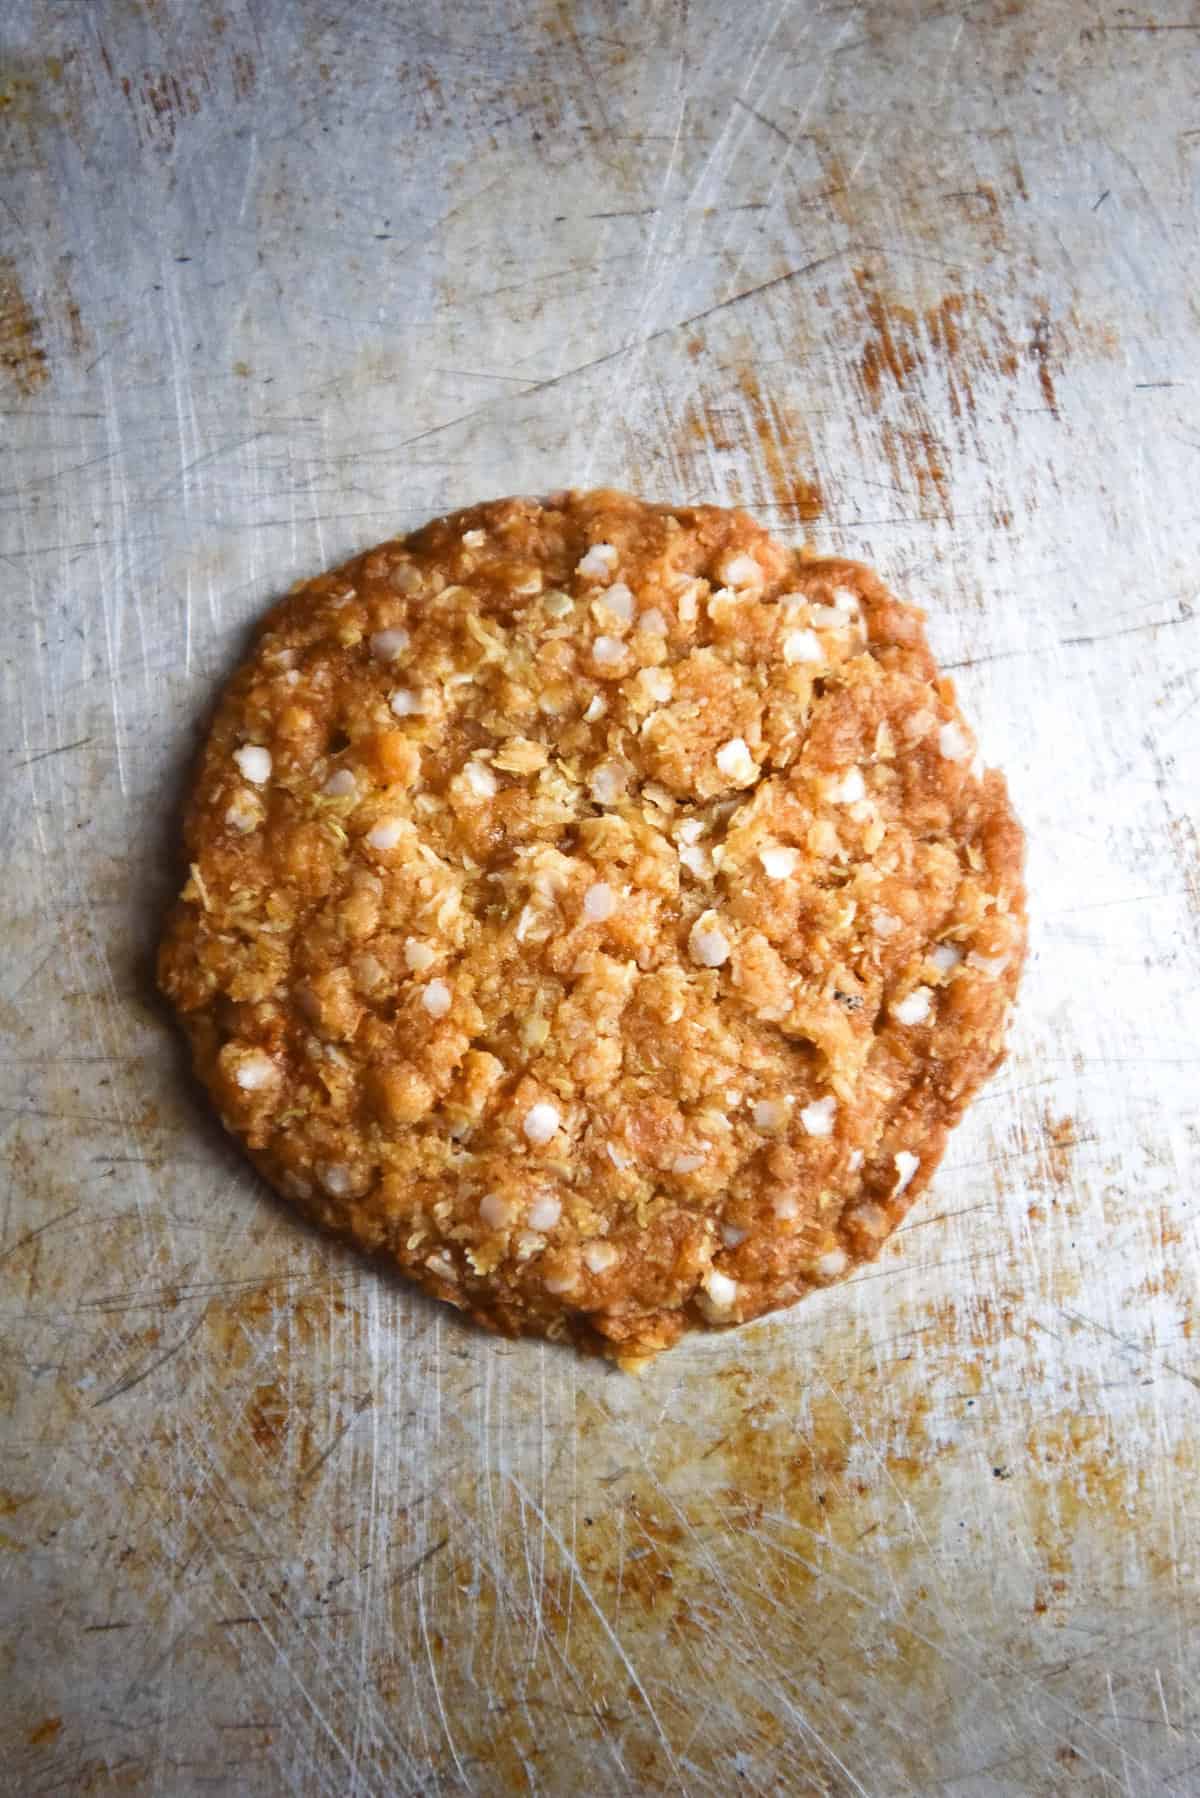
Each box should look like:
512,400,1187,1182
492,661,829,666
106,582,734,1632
0,260,49,393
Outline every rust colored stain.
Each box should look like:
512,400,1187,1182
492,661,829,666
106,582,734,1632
674,373,823,525
231,50,256,99
737,368,824,522
1029,314,1058,415
0,260,49,393
853,268,1021,424
246,1380,289,1455
27,1716,62,1747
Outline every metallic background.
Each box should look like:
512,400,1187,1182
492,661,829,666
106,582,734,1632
2,1,1198,1792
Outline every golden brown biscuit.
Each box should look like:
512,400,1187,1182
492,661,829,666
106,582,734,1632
159,490,1026,1365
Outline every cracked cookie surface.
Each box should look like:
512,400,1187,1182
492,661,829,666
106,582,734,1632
159,489,1026,1364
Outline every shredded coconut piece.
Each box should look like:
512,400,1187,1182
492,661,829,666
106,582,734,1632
894,1150,920,1194
678,817,705,844
715,736,757,786
366,817,405,851
422,978,452,1018
370,627,410,661
224,790,262,833
583,881,616,922
967,950,1010,978
234,744,271,785
759,845,797,880
679,843,714,878
892,986,933,1026
523,1102,560,1145
672,1151,707,1174
583,1241,619,1274
528,1195,562,1231
577,542,618,579
702,1268,739,1309
847,1148,865,1172
583,693,607,722
606,1140,630,1169
800,1095,837,1137
939,721,971,761
772,1193,799,1219
322,768,357,798
689,913,730,968
783,627,823,665
465,759,497,798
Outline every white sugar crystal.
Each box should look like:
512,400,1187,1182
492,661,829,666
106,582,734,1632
592,634,625,666
672,1151,707,1174
832,586,860,613
638,606,668,634
893,1150,920,1194
847,1148,865,1173
583,694,607,722
422,978,452,1018
689,914,730,968
967,949,1010,977
523,1102,560,1145
577,542,618,579
938,721,971,761
752,1098,790,1132
809,604,847,627
721,1223,748,1248
370,627,410,661
600,582,634,622
678,583,699,623
772,1193,799,1219
930,942,963,974
721,552,761,588
389,688,423,718
465,759,497,798
642,667,674,703
815,1247,848,1280
528,1195,562,1231
583,1241,618,1274
404,938,436,973
366,817,405,850
235,1051,277,1091
892,986,933,1026
873,909,902,938
583,881,616,922
800,1095,837,1137
759,845,797,880
827,766,865,804
322,767,357,798
606,1140,631,1169
462,529,486,548
715,736,757,786
234,744,271,785
678,817,705,844
783,627,823,665
479,1192,513,1228
702,1268,739,1309
318,1162,354,1197
589,762,626,805
542,1265,577,1294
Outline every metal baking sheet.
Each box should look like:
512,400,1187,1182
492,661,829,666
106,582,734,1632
2,1,1198,1792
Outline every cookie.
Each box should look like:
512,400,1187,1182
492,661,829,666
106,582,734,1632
159,489,1026,1365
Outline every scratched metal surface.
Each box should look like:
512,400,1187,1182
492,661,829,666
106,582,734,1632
2,1,1199,1792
